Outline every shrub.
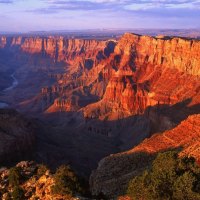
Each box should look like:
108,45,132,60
8,167,21,187
127,151,200,200
37,164,48,177
127,170,151,200
51,165,82,196
11,186,25,200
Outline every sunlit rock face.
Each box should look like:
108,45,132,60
1,33,199,117
0,35,117,112
1,33,200,134
83,33,200,121
0,33,200,195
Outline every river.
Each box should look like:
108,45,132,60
3,74,18,92
0,102,8,108
0,73,18,108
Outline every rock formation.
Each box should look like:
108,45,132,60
0,109,36,164
0,161,83,200
83,33,200,120
1,32,200,197
1,33,199,117
90,114,200,197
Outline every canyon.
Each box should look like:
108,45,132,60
0,32,200,197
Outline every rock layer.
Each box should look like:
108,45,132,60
1,33,200,117
83,33,200,120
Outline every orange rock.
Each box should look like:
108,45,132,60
90,115,200,197
83,33,200,119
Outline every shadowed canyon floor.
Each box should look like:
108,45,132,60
0,32,200,197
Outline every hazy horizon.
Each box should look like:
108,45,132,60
1,28,200,34
0,0,200,32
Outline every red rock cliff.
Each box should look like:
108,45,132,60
83,33,200,120
0,36,110,63
1,33,200,118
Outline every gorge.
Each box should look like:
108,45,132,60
0,73,18,108
0,32,200,198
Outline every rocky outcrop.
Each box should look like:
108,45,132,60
133,114,200,159
115,33,200,75
90,114,200,197
21,37,43,54
0,109,36,164
0,161,82,200
0,36,7,48
83,76,150,120
83,33,200,120
45,97,80,113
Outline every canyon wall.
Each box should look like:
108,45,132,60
115,33,200,75
83,33,200,120
1,33,199,117
1,33,200,135
0,36,116,113
0,109,36,164
1,33,200,75
0,36,112,63
90,114,200,197
1,33,200,194
1,33,200,140
83,34,200,198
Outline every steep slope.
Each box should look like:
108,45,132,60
0,109,36,164
83,33,200,120
90,114,200,197
87,33,200,197
133,114,200,159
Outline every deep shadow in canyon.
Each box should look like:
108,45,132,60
0,33,200,198
1,98,198,180
30,98,200,179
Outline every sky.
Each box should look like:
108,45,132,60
0,0,200,32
